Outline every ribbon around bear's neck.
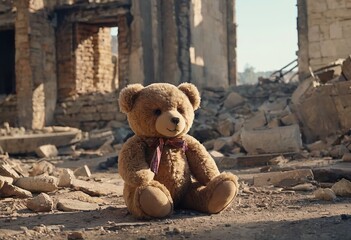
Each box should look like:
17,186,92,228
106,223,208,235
150,138,188,174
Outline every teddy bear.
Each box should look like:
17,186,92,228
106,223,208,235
118,82,239,219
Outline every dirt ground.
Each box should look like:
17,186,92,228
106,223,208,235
1,156,351,240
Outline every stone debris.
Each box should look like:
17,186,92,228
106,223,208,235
54,191,104,204
57,198,99,212
241,125,302,154
26,193,54,212
15,176,59,193
0,175,14,189
342,153,351,162
35,144,59,158
29,161,55,177
0,161,20,179
71,179,122,196
74,165,91,178
58,168,76,187
0,182,33,198
253,169,314,187
0,126,82,154
331,178,351,197
314,188,337,201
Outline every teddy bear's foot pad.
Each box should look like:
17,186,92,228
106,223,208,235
208,181,237,213
139,186,172,218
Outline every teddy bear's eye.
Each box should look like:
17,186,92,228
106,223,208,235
177,107,185,114
154,109,162,116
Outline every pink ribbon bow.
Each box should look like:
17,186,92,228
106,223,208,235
150,138,188,174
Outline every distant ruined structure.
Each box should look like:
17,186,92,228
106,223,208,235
297,0,351,79
0,0,236,130
0,0,350,131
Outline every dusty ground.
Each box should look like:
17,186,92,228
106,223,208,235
0,156,351,240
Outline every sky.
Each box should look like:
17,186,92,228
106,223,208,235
236,0,298,72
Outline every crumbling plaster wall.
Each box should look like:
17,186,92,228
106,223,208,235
298,0,351,78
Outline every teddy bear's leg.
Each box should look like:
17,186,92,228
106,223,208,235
123,181,173,219
181,172,239,213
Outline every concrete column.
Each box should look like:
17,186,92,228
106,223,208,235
14,0,57,129
297,0,309,81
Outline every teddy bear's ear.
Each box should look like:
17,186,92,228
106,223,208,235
118,84,144,113
178,83,201,110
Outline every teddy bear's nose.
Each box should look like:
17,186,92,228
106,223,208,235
171,117,180,125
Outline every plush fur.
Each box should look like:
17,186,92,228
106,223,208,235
118,83,239,219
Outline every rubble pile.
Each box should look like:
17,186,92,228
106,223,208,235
0,154,122,213
189,56,351,163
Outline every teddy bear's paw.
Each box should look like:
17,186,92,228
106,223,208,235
208,180,237,214
139,186,173,218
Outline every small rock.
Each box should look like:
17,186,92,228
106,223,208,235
314,188,336,201
0,182,32,198
27,193,54,212
342,153,351,162
57,199,99,212
209,150,224,159
15,176,58,193
35,144,58,158
223,92,245,109
29,161,55,176
0,176,14,189
331,178,351,197
58,168,76,187
290,183,316,191
328,145,349,159
67,231,85,240
0,162,20,179
74,165,91,178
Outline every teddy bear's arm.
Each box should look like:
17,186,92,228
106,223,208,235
183,135,220,185
118,136,155,186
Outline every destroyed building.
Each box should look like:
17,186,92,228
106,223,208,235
0,0,237,130
0,0,351,145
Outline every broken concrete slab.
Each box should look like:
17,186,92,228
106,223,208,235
14,176,58,193
35,144,58,158
0,130,82,154
241,125,302,154
331,178,351,197
54,191,104,204
57,199,99,212
0,182,32,198
26,193,54,212
253,169,314,187
71,179,122,196
291,80,351,143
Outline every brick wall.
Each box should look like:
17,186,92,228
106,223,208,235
55,92,125,131
299,0,351,72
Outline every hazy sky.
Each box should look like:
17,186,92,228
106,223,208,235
236,0,298,72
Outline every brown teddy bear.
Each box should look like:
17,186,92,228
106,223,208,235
118,82,239,219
